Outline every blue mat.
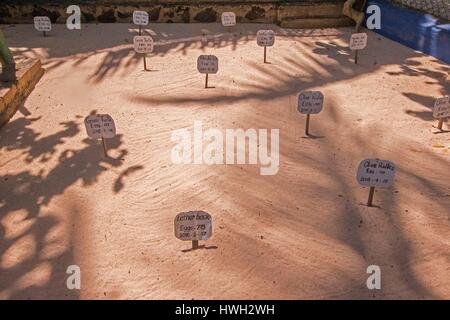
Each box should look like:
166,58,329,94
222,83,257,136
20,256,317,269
365,0,450,64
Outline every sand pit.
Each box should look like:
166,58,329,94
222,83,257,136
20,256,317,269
0,23,449,299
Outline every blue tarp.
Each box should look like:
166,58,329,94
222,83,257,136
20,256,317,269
365,0,450,64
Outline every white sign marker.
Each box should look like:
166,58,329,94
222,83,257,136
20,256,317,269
350,32,368,64
175,211,212,249
84,114,116,157
350,33,368,50
298,91,324,114
34,16,51,36
133,35,154,71
297,91,324,136
133,10,149,35
257,30,275,63
257,30,275,47
433,96,449,130
197,55,218,88
221,12,236,27
356,159,396,206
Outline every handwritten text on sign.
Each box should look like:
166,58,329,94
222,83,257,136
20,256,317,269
356,159,396,188
350,33,368,50
257,30,275,47
298,91,324,114
197,55,219,74
84,114,116,139
433,96,450,119
133,10,149,25
174,211,212,241
134,35,154,53
34,16,52,32
221,12,236,26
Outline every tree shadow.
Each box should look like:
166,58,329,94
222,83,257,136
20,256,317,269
0,113,142,299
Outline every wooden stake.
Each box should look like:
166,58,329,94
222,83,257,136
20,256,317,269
102,137,108,157
264,46,267,63
143,54,147,71
192,240,199,250
437,118,444,130
305,114,311,136
354,50,358,64
205,73,209,88
139,25,142,35
367,186,375,207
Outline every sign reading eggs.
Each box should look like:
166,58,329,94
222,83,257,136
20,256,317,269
297,91,324,114
350,33,368,50
197,55,219,74
84,114,116,139
133,35,154,53
356,159,396,188
174,211,212,241
221,12,236,26
257,30,275,47
133,10,149,25
34,16,52,32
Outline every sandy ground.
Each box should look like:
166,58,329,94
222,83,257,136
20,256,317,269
0,23,449,300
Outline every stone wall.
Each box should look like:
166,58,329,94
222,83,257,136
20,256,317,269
0,1,352,28
391,0,450,20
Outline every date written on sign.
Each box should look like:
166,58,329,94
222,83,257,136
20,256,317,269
174,211,212,241
298,91,324,114
433,96,450,119
134,35,154,53
257,30,275,47
350,33,368,50
34,16,52,32
356,159,396,188
84,114,116,139
133,10,149,25
221,12,236,26
197,55,219,74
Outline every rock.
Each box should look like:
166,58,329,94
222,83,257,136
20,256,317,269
98,9,116,23
194,8,217,23
245,6,265,21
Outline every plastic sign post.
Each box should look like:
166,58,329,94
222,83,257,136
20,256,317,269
84,114,117,157
197,55,218,88
433,96,449,131
257,30,275,63
356,159,396,207
174,211,212,250
297,91,324,136
133,35,154,71
34,16,51,37
349,33,368,64
133,10,149,35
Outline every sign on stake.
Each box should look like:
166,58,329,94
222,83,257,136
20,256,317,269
197,55,218,88
221,12,236,33
257,30,275,63
297,91,324,136
349,33,367,64
433,96,449,131
134,35,154,71
84,114,117,157
133,10,149,35
34,16,51,37
174,211,212,250
356,159,396,207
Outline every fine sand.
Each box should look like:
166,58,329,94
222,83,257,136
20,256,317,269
0,23,449,299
